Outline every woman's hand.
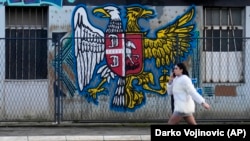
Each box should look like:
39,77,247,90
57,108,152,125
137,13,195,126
202,102,210,110
168,73,175,84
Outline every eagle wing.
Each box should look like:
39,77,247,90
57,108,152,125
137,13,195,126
73,6,105,91
144,7,195,67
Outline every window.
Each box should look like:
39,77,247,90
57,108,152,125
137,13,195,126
202,7,244,83
5,7,48,79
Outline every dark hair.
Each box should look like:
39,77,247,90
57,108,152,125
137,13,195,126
176,63,189,76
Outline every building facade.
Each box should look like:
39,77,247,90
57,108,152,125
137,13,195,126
0,0,249,122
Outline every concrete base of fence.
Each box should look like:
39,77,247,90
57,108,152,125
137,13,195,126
0,121,250,127
0,135,150,141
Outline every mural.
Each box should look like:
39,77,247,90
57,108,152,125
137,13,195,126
0,0,63,6
53,4,198,112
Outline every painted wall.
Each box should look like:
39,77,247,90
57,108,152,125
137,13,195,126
0,1,249,120
49,4,198,116
0,6,5,119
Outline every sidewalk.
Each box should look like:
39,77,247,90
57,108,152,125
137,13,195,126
0,122,151,141
1,121,249,141
0,135,150,141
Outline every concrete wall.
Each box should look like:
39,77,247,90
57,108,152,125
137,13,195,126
0,4,249,121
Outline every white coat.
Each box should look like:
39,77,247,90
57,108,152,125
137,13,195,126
167,75,205,113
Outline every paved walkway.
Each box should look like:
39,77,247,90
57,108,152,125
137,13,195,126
0,123,151,141
1,121,249,141
0,135,150,141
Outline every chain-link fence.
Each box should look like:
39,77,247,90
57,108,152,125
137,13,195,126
59,37,250,123
0,38,56,122
0,37,249,123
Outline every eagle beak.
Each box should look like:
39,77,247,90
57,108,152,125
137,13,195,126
93,8,110,18
141,9,154,18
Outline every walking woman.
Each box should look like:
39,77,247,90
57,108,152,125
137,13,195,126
167,63,210,125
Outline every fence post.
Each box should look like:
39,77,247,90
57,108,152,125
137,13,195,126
53,39,62,124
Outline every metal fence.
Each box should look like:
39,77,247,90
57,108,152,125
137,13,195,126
0,37,249,123
0,38,56,122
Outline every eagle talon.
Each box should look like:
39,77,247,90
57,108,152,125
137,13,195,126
88,87,105,99
126,90,144,108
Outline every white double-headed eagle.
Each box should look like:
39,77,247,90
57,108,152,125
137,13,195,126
73,5,196,110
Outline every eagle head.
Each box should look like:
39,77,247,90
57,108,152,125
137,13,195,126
93,6,121,20
126,7,154,19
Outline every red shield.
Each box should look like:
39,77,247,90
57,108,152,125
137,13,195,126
105,33,143,77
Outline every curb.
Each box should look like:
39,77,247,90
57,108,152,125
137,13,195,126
0,122,153,127
0,119,168,127
1,121,250,127
0,135,151,141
